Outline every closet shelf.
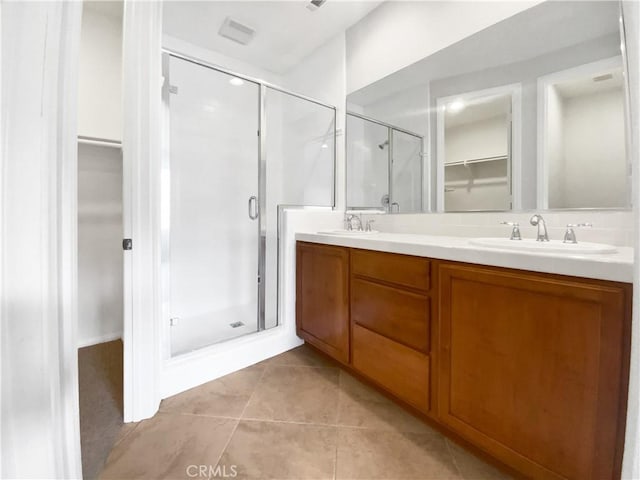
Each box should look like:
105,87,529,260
78,135,122,149
444,155,508,167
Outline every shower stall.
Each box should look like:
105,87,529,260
346,112,423,213
163,52,335,357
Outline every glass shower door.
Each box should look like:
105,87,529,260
391,130,423,213
166,55,261,356
346,114,390,210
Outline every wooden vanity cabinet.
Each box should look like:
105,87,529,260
438,262,630,480
296,242,350,364
295,241,631,479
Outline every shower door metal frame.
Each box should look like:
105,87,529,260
161,49,338,357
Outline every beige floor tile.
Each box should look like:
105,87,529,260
337,371,436,434
243,365,339,424
336,427,462,480
100,412,237,480
265,345,334,368
114,422,139,446
446,440,512,480
217,420,337,479
160,363,266,418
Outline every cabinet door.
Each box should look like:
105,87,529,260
438,263,629,480
296,242,350,364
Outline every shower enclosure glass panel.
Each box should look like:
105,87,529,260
346,114,390,210
167,56,262,356
392,130,423,213
264,88,336,330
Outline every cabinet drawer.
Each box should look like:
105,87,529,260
351,278,430,352
351,249,430,291
352,324,430,412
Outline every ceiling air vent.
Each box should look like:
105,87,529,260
218,17,255,46
307,0,327,11
593,73,614,82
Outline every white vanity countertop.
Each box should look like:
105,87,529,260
296,232,634,283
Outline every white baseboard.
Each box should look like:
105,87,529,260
77,332,123,349
161,326,303,399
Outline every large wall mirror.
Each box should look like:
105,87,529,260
346,1,631,213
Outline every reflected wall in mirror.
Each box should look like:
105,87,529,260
539,58,628,209
346,112,423,213
345,1,631,212
438,87,517,212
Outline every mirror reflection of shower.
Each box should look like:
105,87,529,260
346,112,424,213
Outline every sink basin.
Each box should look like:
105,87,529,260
317,229,380,236
469,238,618,255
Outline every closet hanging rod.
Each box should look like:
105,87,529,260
78,135,122,149
444,155,508,167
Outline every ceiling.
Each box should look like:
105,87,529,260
163,1,382,74
445,94,511,129
555,68,624,99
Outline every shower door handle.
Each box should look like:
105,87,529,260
248,196,259,220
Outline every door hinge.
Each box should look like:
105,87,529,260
123,238,132,251
169,85,178,95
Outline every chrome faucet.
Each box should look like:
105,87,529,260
530,214,549,242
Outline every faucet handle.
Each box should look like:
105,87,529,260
563,223,592,244
365,219,375,232
344,213,354,231
500,221,522,241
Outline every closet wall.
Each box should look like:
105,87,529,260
77,2,124,347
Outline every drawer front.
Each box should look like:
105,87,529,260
351,249,430,291
351,278,430,353
352,324,430,412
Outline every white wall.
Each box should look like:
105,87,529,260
547,85,565,207
77,144,123,347
163,35,282,86
78,3,123,141
2,1,83,477
445,115,507,165
561,88,627,208
621,0,640,476
345,1,541,94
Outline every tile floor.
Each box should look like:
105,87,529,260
100,345,511,480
